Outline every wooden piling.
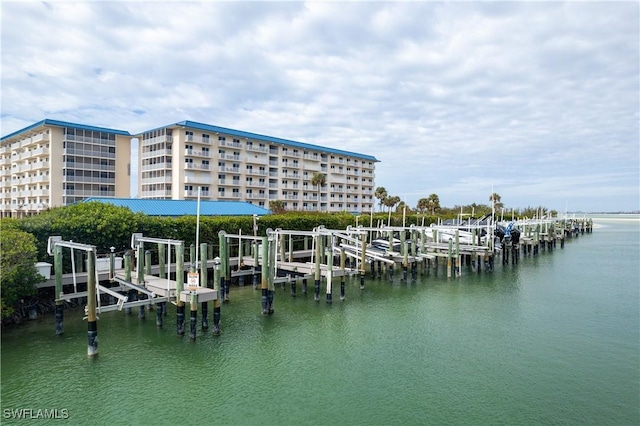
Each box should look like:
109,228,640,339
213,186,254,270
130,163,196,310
213,256,221,334
267,232,275,314
340,247,346,300
137,245,146,319
314,234,321,301
200,242,209,330
360,233,366,289
326,235,333,304
157,243,166,326
219,231,230,303
447,239,453,278
124,252,133,314
87,250,98,357
261,236,269,315
176,242,185,335
189,290,197,341
54,245,64,336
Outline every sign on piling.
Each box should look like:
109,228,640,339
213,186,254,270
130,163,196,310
187,272,200,292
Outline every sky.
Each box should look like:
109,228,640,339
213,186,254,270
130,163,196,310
1,1,638,213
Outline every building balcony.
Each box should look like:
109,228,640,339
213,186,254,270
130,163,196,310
142,163,170,171
30,147,50,157
303,162,321,171
282,150,301,158
246,169,268,176
141,149,172,160
245,155,268,165
140,190,172,198
217,193,237,200
32,133,49,144
142,134,173,145
64,176,115,184
220,153,240,161
247,144,268,153
220,140,242,148
282,173,301,179
185,149,211,158
63,148,115,159
142,176,173,184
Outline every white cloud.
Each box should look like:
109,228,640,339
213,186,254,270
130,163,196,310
1,1,638,212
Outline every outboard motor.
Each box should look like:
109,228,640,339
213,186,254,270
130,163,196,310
510,226,521,244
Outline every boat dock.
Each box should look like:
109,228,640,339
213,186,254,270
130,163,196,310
41,215,592,356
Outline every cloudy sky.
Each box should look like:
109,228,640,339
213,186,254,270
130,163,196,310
2,1,638,212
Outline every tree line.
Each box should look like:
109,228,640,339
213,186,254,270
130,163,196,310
374,187,555,219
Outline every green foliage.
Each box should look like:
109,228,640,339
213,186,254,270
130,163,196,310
269,200,286,214
0,226,43,318
374,187,388,212
18,201,142,259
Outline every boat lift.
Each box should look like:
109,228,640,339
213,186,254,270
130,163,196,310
47,236,129,312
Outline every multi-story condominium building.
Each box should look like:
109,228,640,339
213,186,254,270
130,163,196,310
137,120,378,213
0,119,131,218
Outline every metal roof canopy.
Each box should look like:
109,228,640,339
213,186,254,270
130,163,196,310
82,197,271,217
1,119,130,141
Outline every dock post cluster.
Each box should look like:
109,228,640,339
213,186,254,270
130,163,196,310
43,216,592,355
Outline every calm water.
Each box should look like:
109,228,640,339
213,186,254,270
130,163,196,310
2,215,639,425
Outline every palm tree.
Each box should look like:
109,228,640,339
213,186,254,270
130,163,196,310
396,200,411,213
310,173,326,212
426,193,440,215
374,187,388,212
269,200,286,214
384,195,400,224
489,192,503,211
416,197,429,213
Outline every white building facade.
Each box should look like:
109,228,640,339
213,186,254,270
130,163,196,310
0,119,131,218
137,121,378,213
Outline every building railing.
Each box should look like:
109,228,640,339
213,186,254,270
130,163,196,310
246,145,268,153
220,140,242,148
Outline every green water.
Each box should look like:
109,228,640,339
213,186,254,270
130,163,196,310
2,216,639,425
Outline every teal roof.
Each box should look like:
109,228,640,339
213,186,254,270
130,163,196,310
83,198,270,216
1,119,130,141
138,120,379,162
